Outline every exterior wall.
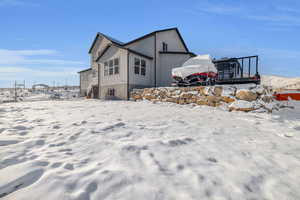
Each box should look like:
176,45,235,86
100,84,128,100
90,36,112,89
124,35,155,58
158,54,191,87
156,30,187,52
98,46,128,99
155,30,189,86
79,70,92,96
128,53,154,87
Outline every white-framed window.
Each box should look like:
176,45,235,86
134,58,140,75
104,58,120,76
108,88,115,96
134,57,146,76
104,62,108,76
114,58,119,74
109,60,114,75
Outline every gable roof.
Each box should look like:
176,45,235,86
78,68,92,73
89,27,190,53
88,32,124,53
123,28,189,52
95,43,153,62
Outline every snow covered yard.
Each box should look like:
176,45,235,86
0,99,300,200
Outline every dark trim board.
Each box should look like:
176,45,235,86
159,51,196,56
95,45,111,62
127,49,153,60
123,28,189,52
154,33,157,87
89,27,190,54
95,44,153,62
88,33,124,54
78,68,92,73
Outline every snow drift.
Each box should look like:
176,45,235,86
0,100,299,200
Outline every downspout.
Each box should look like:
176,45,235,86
79,73,81,96
127,51,130,100
154,33,157,87
98,63,100,99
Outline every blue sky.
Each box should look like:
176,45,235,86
0,0,300,87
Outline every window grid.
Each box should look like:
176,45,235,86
104,58,120,76
134,57,146,76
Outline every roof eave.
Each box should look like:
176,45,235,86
78,68,92,73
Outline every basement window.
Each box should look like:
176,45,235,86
108,88,115,96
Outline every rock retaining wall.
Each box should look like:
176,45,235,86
131,85,280,112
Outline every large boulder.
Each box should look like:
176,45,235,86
196,96,221,107
222,96,235,103
192,87,206,96
213,86,223,96
222,86,236,97
144,94,157,101
132,94,143,101
206,96,222,107
235,90,258,101
180,92,195,99
229,100,257,112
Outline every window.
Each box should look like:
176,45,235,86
162,42,168,52
108,88,115,96
109,60,114,75
104,62,108,76
141,59,146,76
134,57,146,76
114,58,119,74
134,58,140,74
104,58,119,76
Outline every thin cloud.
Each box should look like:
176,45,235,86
0,49,86,87
0,0,39,7
248,15,300,26
0,66,82,81
188,1,300,27
0,49,85,66
191,2,241,15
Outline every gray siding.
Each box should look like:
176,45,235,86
98,46,128,99
100,84,128,100
128,53,154,87
79,70,92,96
125,35,155,58
158,54,191,87
155,30,190,86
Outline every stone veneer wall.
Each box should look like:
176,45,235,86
130,85,279,112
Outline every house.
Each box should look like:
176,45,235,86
78,27,195,99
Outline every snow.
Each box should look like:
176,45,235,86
0,99,300,199
0,88,79,103
172,55,217,78
262,75,300,89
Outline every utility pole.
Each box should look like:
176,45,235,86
14,81,17,102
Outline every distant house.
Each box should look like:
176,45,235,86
78,27,195,99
